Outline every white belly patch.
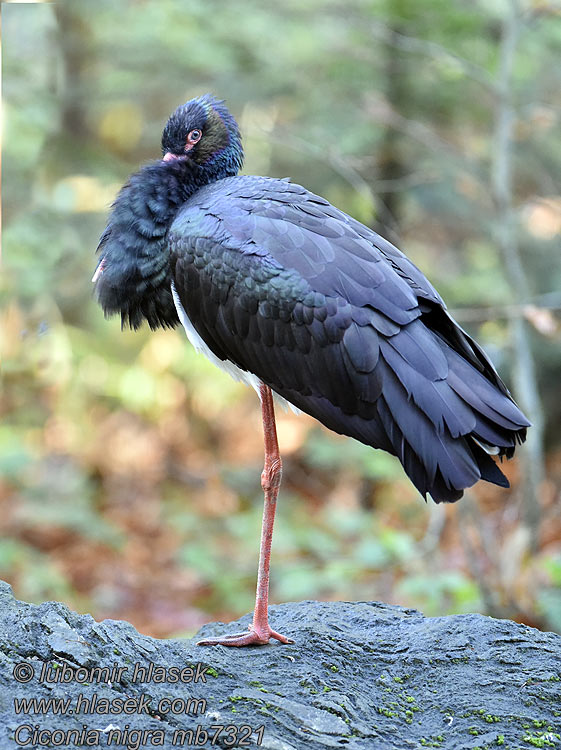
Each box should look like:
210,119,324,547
171,281,300,414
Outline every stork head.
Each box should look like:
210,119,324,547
161,94,243,180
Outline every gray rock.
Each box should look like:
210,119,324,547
0,580,560,749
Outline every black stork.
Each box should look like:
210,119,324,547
94,94,530,647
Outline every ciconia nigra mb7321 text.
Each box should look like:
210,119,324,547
94,95,529,647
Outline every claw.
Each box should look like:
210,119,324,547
197,626,293,647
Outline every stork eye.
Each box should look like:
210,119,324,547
186,129,202,148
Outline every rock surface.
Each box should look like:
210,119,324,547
0,581,560,749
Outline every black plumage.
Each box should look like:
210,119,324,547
95,95,529,506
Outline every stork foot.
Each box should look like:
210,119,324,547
197,623,294,647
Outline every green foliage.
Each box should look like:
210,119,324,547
304,429,403,481
537,556,561,633
397,571,482,616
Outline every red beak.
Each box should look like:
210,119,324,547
163,152,179,162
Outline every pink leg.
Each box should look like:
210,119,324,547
198,384,293,647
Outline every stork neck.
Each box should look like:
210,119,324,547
140,158,208,224
94,158,212,330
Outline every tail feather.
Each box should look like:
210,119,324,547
269,309,529,504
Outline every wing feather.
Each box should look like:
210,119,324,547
168,175,529,502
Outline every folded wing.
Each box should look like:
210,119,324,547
169,176,529,502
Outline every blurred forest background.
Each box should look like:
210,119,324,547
2,0,561,638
